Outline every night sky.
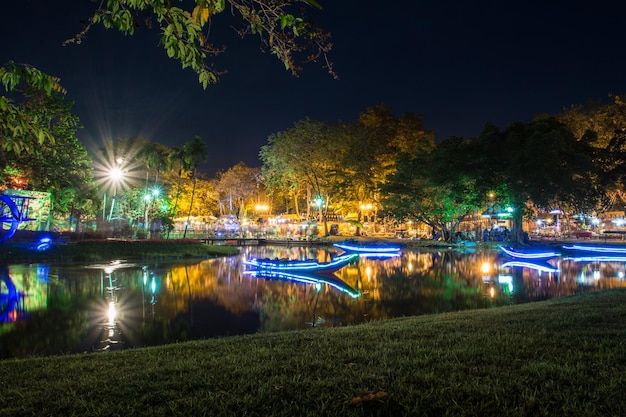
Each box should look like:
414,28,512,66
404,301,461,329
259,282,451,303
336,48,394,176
2,1,625,175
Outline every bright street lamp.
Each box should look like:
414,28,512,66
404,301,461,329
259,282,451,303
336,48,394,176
108,167,124,222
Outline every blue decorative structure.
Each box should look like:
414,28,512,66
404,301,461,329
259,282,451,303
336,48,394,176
244,253,358,273
500,245,560,260
0,194,35,243
562,244,626,254
501,260,560,273
334,240,401,254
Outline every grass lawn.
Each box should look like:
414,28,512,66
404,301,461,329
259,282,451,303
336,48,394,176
0,239,239,263
0,289,624,416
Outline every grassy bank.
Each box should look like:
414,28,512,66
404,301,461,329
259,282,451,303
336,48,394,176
0,239,239,263
1,289,624,416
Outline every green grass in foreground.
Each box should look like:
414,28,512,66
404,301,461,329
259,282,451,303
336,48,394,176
0,240,239,263
1,290,625,417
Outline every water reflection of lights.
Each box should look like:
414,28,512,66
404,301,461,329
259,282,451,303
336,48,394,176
107,301,116,325
142,267,158,298
8,247,626,358
498,275,514,293
0,273,20,323
481,262,491,274
90,262,131,352
578,269,602,284
243,270,360,298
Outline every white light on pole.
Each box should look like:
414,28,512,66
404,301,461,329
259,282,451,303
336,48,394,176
108,167,124,222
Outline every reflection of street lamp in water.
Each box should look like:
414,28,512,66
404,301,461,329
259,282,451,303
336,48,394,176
96,264,123,351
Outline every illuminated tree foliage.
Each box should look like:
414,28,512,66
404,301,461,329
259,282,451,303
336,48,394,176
261,107,434,235
260,118,339,233
182,135,208,237
383,117,602,243
0,63,93,216
470,118,600,244
172,175,218,219
383,136,482,241
557,94,626,148
66,0,335,88
0,62,67,171
333,105,434,234
556,95,626,207
214,162,260,218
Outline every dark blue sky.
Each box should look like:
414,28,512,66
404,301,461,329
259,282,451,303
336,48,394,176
2,1,625,175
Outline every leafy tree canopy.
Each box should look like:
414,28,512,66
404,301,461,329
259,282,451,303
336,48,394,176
66,0,335,88
470,118,600,243
0,61,67,158
557,93,626,148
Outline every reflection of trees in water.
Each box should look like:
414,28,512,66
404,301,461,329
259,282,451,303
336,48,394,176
509,259,626,303
258,279,362,332
6,248,626,358
336,251,507,320
0,297,91,358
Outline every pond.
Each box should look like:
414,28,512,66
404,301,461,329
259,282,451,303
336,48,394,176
1,245,625,359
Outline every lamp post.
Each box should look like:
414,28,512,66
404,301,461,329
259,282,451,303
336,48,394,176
107,167,123,222
144,188,160,231
314,196,323,221
360,202,373,235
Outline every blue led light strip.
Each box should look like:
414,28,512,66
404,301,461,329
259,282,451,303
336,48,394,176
244,253,358,272
500,246,560,260
563,244,626,254
501,260,560,273
334,242,401,253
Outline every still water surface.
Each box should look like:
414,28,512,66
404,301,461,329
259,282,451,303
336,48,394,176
1,245,625,358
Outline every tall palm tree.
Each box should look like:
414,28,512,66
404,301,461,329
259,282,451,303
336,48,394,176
138,142,172,231
182,136,208,238
148,143,171,189
167,146,188,238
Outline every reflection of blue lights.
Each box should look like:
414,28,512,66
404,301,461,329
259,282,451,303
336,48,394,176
501,260,560,273
150,277,157,294
497,275,514,293
0,275,19,323
500,246,560,260
243,270,360,298
37,265,49,282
